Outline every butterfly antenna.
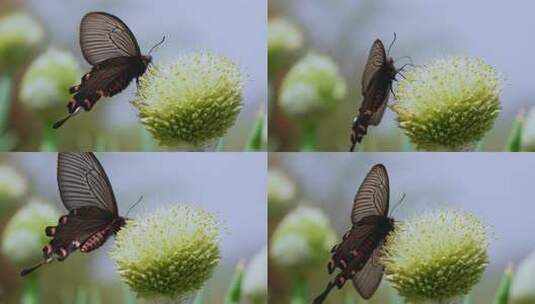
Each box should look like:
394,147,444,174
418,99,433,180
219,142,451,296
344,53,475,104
20,262,44,276
387,32,397,56
148,36,166,55
53,107,81,129
390,192,406,216
126,195,143,217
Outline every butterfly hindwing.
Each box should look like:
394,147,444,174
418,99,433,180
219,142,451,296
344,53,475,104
352,239,385,299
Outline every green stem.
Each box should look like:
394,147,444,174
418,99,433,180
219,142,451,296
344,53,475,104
300,123,317,152
21,272,40,304
246,109,265,151
493,264,513,304
122,285,136,304
505,110,524,152
193,289,205,304
290,274,309,304
40,119,57,151
225,262,244,304
0,73,12,132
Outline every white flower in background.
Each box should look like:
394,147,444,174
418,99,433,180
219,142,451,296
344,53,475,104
270,205,336,271
268,169,296,217
510,251,535,304
20,47,81,110
242,246,267,303
2,198,58,266
0,163,27,203
0,12,44,71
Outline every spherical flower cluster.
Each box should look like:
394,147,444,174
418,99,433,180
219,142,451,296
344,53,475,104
382,210,489,302
392,56,501,151
270,205,336,271
279,53,347,120
133,52,243,149
268,169,296,217
19,47,81,111
1,198,58,266
110,205,220,301
0,12,44,71
268,18,303,75
0,163,27,203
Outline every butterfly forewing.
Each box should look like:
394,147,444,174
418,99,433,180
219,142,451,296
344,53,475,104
362,40,387,94
57,152,118,216
351,164,389,224
80,12,141,65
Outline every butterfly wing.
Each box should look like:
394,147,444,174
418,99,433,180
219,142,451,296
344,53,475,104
351,164,389,224
44,207,114,260
80,12,141,65
352,239,385,299
57,152,119,216
361,40,387,96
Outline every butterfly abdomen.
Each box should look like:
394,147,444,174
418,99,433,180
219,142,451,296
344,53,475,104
80,225,114,253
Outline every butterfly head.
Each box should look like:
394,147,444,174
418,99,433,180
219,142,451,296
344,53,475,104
113,216,127,234
141,55,152,67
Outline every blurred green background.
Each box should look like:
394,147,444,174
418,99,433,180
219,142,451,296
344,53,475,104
268,0,535,151
0,0,266,151
0,153,267,303
268,153,535,303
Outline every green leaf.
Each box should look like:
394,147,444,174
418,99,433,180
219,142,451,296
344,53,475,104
505,110,524,152
246,109,265,151
225,261,245,304
21,272,40,304
493,264,513,304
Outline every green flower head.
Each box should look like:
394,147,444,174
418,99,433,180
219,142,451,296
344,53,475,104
270,205,336,272
1,198,58,266
133,52,243,149
0,12,44,71
242,246,267,303
268,18,303,75
20,47,81,111
392,56,501,151
279,52,347,120
382,210,489,303
268,169,297,218
111,205,220,301
510,251,535,304
0,163,27,203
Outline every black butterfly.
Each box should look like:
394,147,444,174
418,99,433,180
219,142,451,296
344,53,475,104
313,164,395,303
21,152,126,276
53,12,164,129
349,37,400,152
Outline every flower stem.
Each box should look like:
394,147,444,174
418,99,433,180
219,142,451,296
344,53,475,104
0,73,12,132
300,122,317,151
21,272,40,304
290,274,309,304
493,264,513,304
225,262,245,304
505,110,524,152
246,109,265,151
193,289,205,304
40,119,57,151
